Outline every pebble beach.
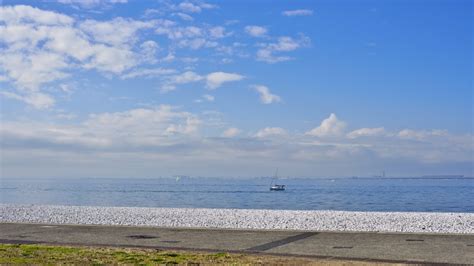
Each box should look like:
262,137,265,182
1,204,473,234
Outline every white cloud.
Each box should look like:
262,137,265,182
347,127,386,139
209,26,229,39
178,38,218,49
222,127,241,137
79,17,155,47
225,19,239,25
2,5,246,106
0,105,202,154
282,9,313,16
398,129,448,141
155,23,195,40
206,72,244,89
178,2,202,13
160,71,243,93
256,49,291,63
270,36,302,51
245,25,267,37
140,40,160,63
154,23,222,50
176,1,216,13
256,35,310,63
198,2,217,9
58,83,74,94
174,71,204,84
161,52,176,62
1,91,55,109
181,57,199,63
161,71,203,92
252,85,281,104
0,5,161,108
85,105,201,138
255,127,287,138
221,58,233,64
202,94,215,101
173,12,194,21
306,113,347,137
153,20,230,52
0,5,73,25
194,94,215,103
0,51,69,91
56,0,128,8
1,110,472,177
215,45,234,55
121,68,176,79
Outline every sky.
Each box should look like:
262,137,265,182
0,0,472,178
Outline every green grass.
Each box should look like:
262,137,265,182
0,244,263,265
0,244,239,265
0,243,386,265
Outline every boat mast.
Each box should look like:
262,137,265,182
270,168,278,186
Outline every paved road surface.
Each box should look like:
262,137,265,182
1,223,473,264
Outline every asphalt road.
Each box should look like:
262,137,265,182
1,223,473,264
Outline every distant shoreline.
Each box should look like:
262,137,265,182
1,176,473,180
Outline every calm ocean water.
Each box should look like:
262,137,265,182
1,177,473,212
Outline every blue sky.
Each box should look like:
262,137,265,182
0,0,472,178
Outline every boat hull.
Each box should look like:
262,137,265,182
270,185,285,191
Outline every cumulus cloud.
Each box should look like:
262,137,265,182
347,127,386,139
206,72,244,89
282,9,313,16
306,113,346,137
84,105,202,140
245,25,267,37
252,85,281,104
155,22,225,50
0,51,69,91
209,26,229,39
256,35,310,63
79,17,155,47
156,25,202,40
0,5,159,108
255,127,287,138
164,1,216,15
139,40,160,63
160,71,243,92
178,2,201,13
1,110,472,177
0,5,73,25
0,105,203,157
154,22,229,50
222,127,241,137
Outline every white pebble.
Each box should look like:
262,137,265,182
0,204,473,234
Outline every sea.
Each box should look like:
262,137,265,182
1,177,473,212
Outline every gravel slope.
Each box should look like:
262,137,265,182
1,204,473,234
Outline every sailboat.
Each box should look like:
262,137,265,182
269,169,285,191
